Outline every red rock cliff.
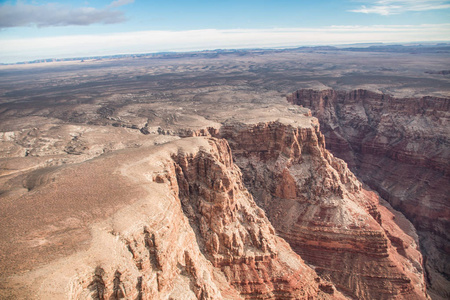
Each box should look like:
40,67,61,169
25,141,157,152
220,120,428,299
170,138,341,299
1,136,341,299
287,89,450,299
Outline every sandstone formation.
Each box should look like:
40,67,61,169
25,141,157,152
220,120,428,299
170,138,339,299
0,109,430,299
287,89,450,299
0,134,340,299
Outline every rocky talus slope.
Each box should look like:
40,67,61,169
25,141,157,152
220,120,428,299
287,89,449,299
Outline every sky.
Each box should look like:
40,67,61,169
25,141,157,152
0,0,449,63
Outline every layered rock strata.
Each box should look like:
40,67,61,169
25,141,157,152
220,120,428,299
0,104,431,299
1,136,338,299
170,138,339,299
287,89,450,299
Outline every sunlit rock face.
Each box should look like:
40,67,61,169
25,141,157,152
0,135,341,299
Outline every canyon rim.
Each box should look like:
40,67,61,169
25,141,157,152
0,47,449,299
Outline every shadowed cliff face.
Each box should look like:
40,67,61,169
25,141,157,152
220,121,428,300
170,138,340,299
287,89,450,299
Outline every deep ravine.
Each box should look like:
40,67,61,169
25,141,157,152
287,89,449,299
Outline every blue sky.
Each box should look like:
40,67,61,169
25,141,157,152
1,0,449,63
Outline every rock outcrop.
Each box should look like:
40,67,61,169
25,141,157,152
287,89,450,299
1,136,339,299
220,120,428,299
170,138,339,299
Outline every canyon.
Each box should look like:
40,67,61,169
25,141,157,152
0,113,428,299
287,89,449,299
0,47,448,299
220,119,427,299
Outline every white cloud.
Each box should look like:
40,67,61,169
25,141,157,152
109,0,135,8
1,24,449,63
0,2,125,28
350,0,450,15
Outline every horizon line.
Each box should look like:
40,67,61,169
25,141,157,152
2,24,450,64
2,41,450,66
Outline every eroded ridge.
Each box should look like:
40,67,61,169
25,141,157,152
2,136,340,299
220,120,428,299
169,138,339,299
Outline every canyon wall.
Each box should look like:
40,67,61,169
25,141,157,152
170,138,339,299
287,89,450,299
0,105,430,299
1,136,339,299
220,120,428,299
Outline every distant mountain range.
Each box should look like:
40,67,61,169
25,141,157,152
4,42,450,65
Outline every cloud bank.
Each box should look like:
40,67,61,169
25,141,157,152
1,24,449,63
0,2,125,28
350,0,450,15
